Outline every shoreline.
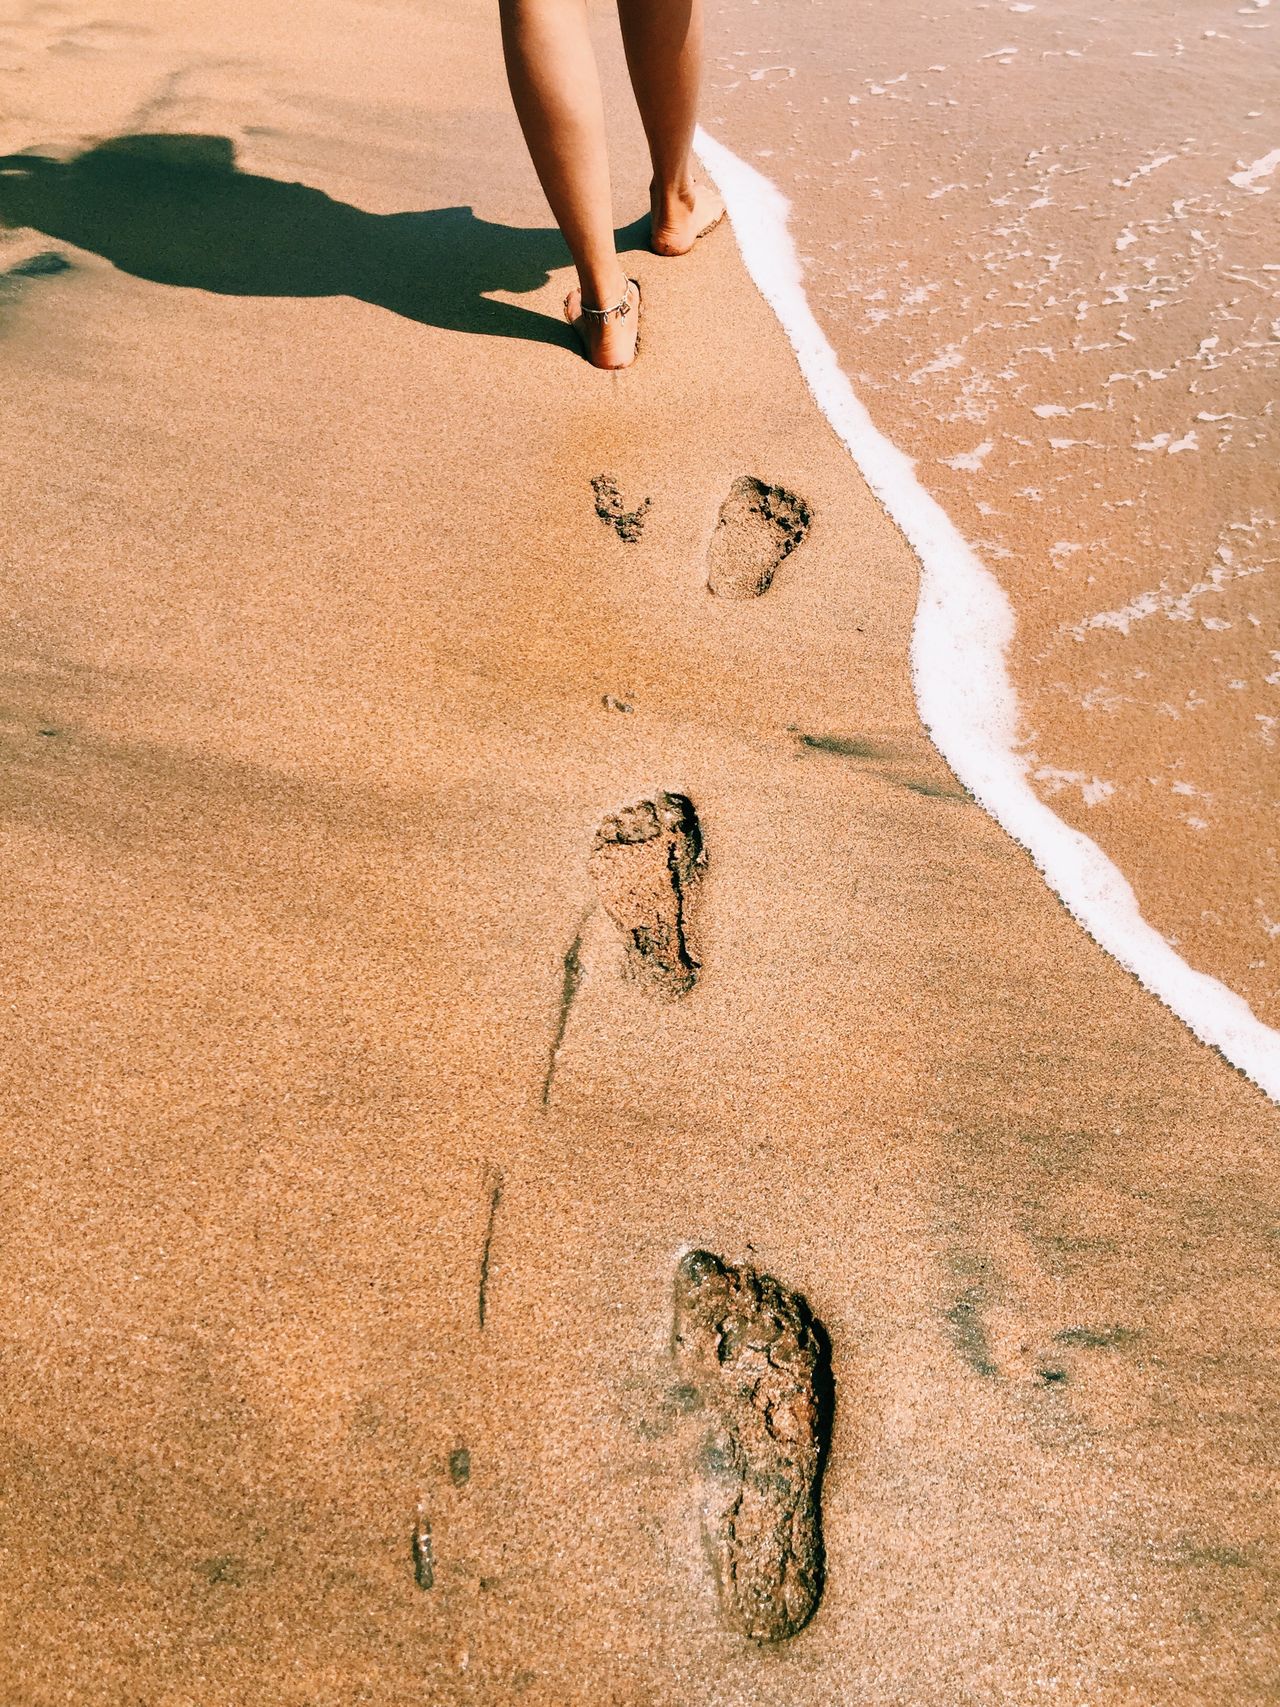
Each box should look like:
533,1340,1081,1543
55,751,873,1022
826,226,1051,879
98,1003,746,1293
695,0,1280,1033
695,127,1280,1103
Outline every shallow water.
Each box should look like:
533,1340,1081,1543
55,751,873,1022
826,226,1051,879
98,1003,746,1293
704,0,1279,1025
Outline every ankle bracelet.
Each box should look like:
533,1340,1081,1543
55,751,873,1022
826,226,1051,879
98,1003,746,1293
578,280,635,323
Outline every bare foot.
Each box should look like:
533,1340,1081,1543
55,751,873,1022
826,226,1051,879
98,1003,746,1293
649,180,726,258
563,276,641,370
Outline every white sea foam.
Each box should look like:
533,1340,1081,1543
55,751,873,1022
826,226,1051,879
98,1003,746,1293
693,125,1280,1103
1229,146,1280,192
941,439,995,470
1067,561,1263,637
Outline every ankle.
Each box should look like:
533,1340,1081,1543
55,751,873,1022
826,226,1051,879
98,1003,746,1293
578,264,630,313
650,171,697,218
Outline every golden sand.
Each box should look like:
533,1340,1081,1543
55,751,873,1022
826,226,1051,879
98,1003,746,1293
1,2,1277,1702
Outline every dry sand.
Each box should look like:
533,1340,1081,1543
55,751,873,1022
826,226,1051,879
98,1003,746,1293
1,2,1278,1703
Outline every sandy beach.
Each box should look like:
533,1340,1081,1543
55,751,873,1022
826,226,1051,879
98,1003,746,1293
2,1,1278,1702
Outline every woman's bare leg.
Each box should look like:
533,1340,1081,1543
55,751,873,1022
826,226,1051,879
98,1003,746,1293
617,0,724,255
498,0,638,367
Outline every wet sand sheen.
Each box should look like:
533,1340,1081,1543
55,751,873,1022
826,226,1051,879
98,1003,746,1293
702,0,1279,1024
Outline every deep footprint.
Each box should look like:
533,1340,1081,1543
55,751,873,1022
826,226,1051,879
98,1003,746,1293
588,793,702,998
706,476,811,598
672,1250,832,1642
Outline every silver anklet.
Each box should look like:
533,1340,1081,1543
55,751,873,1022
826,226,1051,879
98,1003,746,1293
578,280,635,323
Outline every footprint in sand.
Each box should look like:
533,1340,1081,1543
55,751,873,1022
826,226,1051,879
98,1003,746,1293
588,793,703,999
591,473,652,543
672,1250,832,1642
706,475,811,598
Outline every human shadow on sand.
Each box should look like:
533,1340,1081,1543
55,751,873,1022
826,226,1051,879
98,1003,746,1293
0,133,646,349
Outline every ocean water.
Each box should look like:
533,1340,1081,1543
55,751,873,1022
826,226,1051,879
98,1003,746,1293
701,0,1279,1042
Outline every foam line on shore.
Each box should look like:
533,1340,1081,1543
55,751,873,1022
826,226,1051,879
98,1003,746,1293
693,125,1280,1104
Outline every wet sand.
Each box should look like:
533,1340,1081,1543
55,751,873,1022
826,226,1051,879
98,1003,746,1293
1,1,1278,1703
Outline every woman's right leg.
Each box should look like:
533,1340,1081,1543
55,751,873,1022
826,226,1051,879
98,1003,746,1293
498,0,638,367
616,0,723,256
